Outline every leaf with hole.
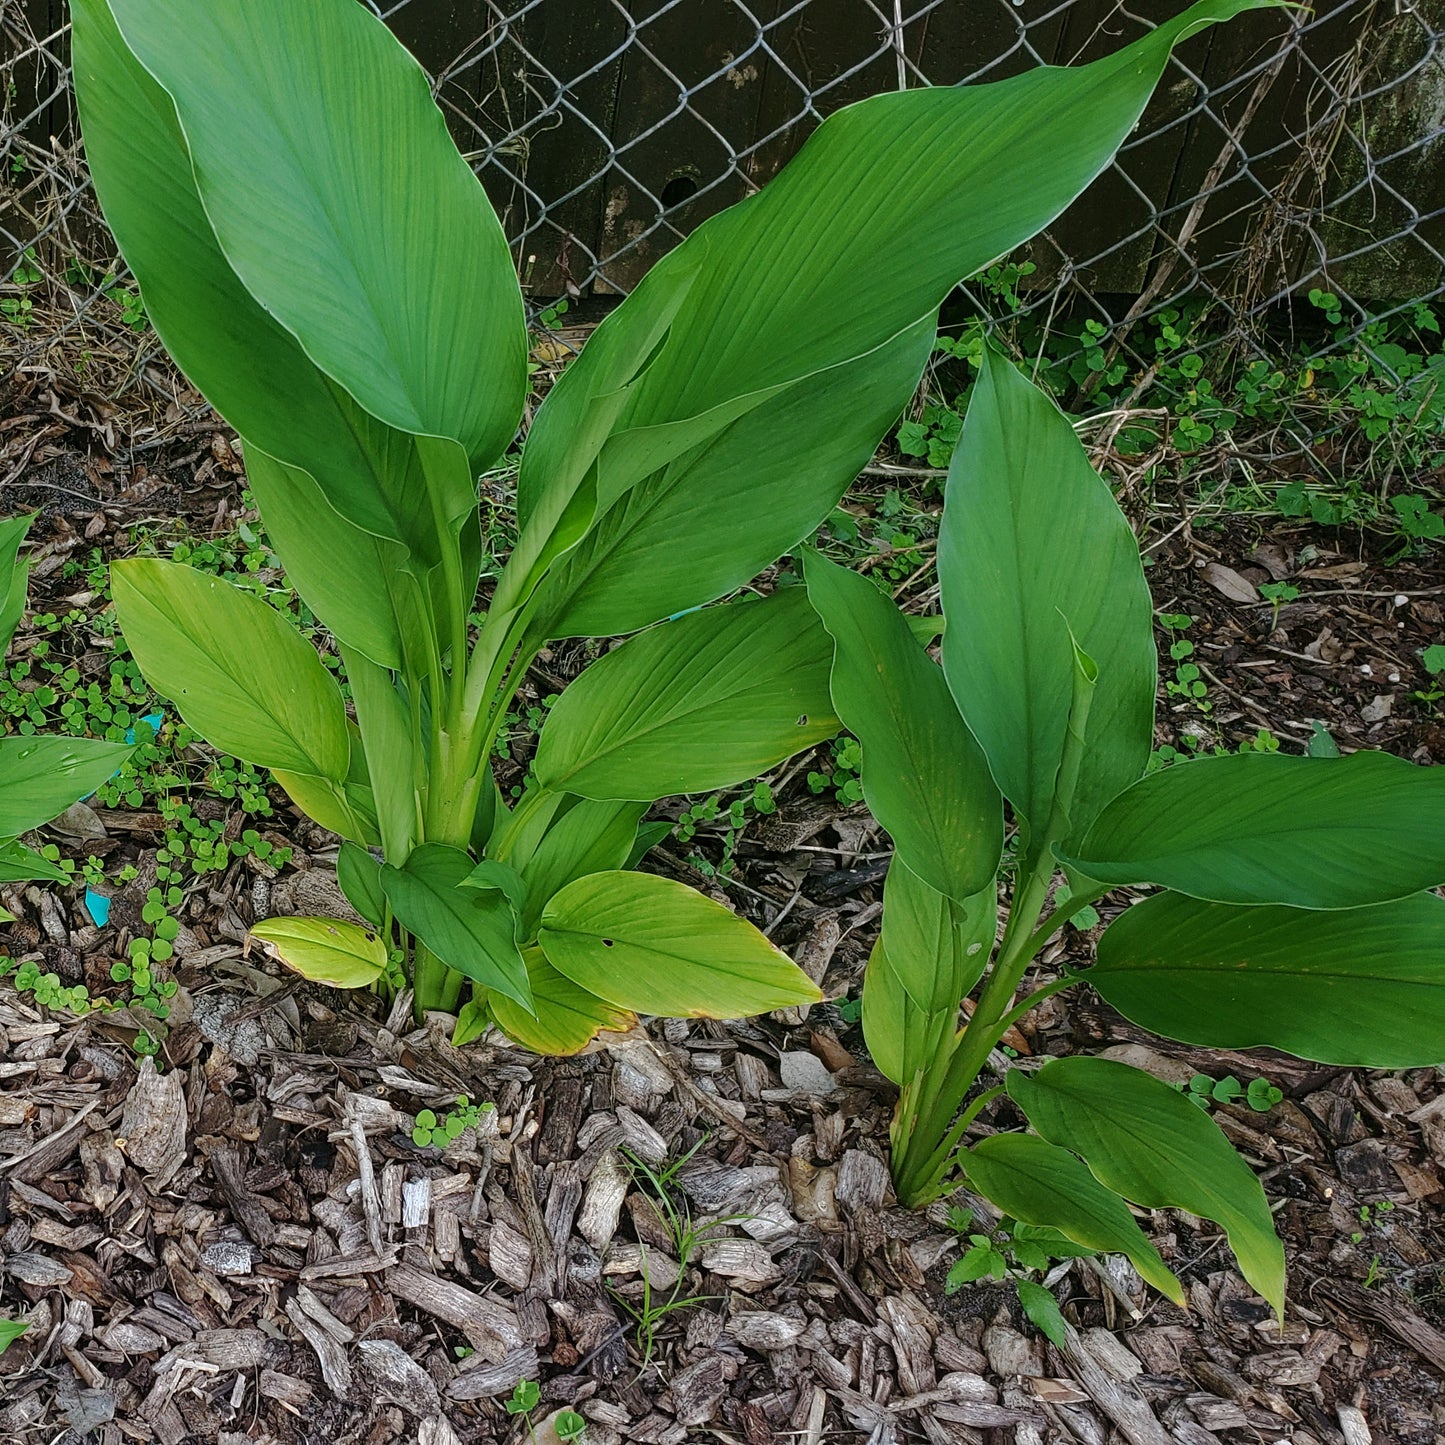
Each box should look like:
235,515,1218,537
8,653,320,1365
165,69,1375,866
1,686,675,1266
250,915,388,989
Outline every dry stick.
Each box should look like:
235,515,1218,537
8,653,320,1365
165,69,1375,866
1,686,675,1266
0,1099,100,1178
1082,34,1296,407
347,1098,387,1258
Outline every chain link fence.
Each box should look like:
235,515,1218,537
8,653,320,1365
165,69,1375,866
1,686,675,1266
3,0,1444,424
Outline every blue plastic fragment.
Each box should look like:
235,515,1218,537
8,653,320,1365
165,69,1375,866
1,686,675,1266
88,709,166,800
84,888,111,927
125,711,165,746
666,605,705,622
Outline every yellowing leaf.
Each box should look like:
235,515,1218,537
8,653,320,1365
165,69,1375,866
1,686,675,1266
250,915,387,988
489,949,636,1056
539,871,820,1018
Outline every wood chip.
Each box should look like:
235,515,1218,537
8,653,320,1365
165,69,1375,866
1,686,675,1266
387,1261,523,1359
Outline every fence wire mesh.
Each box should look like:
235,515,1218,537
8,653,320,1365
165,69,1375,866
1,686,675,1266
3,0,1444,424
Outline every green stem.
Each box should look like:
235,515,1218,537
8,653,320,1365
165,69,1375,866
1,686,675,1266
994,972,1079,1037
894,857,1054,1204
414,944,449,1015
915,1084,1008,1202
893,644,1099,1206
1023,885,1106,958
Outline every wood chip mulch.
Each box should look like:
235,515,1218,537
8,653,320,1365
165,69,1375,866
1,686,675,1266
1,947,1443,1444
2,366,1444,1445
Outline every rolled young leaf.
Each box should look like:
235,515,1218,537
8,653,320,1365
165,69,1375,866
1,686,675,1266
0,736,135,837
1007,1058,1284,1314
520,0,1280,639
249,916,388,989
965,1133,1184,1305
534,588,838,800
805,549,1002,902
1091,889,1445,1068
863,936,957,1088
1066,750,1445,909
488,947,637,1056
71,0,496,581
111,559,350,782
539,871,821,1018
380,844,531,1009
939,346,1155,852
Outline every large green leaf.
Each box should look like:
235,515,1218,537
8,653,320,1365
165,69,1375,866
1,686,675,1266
1068,750,1445,909
518,0,1276,638
528,321,935,638
965,1133,1183,1304
0,513,33,657
805,550,1002,902
539,871,820,1018
244,447,423,672
111,559,349,781
1092,889,1445,1068
862,937,956,1088
1008,1058,1283,1313
534,589,838,800
939,348,1156,851
250,915,388,990
381,844,531,1009
71,0,493,579
0,736,135,837
514,798,648,936
489,947,637,1056
98,0,525,467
